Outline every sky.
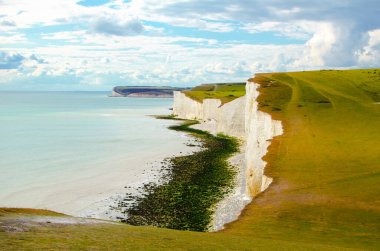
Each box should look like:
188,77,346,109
0,0,379,90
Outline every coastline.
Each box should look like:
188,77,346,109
2,70,380,250
0,86,282,231
0,122,197,220
212,81,284,231
122,118,239,231
172,82,283,231
0,94,198,220
209,145,251,231
77,134,200,220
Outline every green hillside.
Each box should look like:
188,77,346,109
1,69,380,250
225,69,380,249
182,82,246,104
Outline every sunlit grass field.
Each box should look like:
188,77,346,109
1,69,379,250
182,82,246,104
225,69,380,249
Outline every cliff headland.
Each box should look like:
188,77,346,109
1,69,380,250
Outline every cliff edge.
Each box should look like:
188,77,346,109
173,80,282,231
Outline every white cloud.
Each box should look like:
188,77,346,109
0,32,26,44
242,21,312,40
0,41,305,89
0,51,44,70
91,16,144,36
190,20,236,33
0,0,379,90
358,29,380,67
0,0,87,28
0,51,25,69
41,30,87,42
293,22,372,68
125,0,380,68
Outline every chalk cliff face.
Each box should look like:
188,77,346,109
173,92,245,138
173,80,283,231
245,82,283,197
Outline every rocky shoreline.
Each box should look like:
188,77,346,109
119,118,239,231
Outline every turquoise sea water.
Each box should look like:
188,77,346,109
0,92,189,215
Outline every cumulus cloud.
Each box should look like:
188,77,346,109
0,19,16,27
0,51,25,69
0,51,46,72
242,21,312,40
29,54,46,64
292,22,373,68
0,0,379,90
358,29,380,67
137,0,379,28
0,32,26,44
91,16,144,36
41,30,87,42
0,0,86,28
128,0,380,67
2,1,379,68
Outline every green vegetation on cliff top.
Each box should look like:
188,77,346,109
182,82,246,104
1,69,380,250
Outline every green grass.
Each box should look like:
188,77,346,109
0,211,348,251
225,68,380,249
1,69,380,250
122,118,238,232
183,83,246,104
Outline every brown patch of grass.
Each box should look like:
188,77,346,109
0,208,66,216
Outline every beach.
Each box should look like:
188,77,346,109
0,92,196,219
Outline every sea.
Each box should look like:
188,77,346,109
0,91,193,218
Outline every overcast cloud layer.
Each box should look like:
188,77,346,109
0,0,379,90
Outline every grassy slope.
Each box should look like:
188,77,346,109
182,83,246,104
1,69,379,250
225,69,380,249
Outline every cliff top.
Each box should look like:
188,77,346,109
227,68,380,250
182,82,246,104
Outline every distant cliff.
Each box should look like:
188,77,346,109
110,86,188,97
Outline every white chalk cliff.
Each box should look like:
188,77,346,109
173,80,283,231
